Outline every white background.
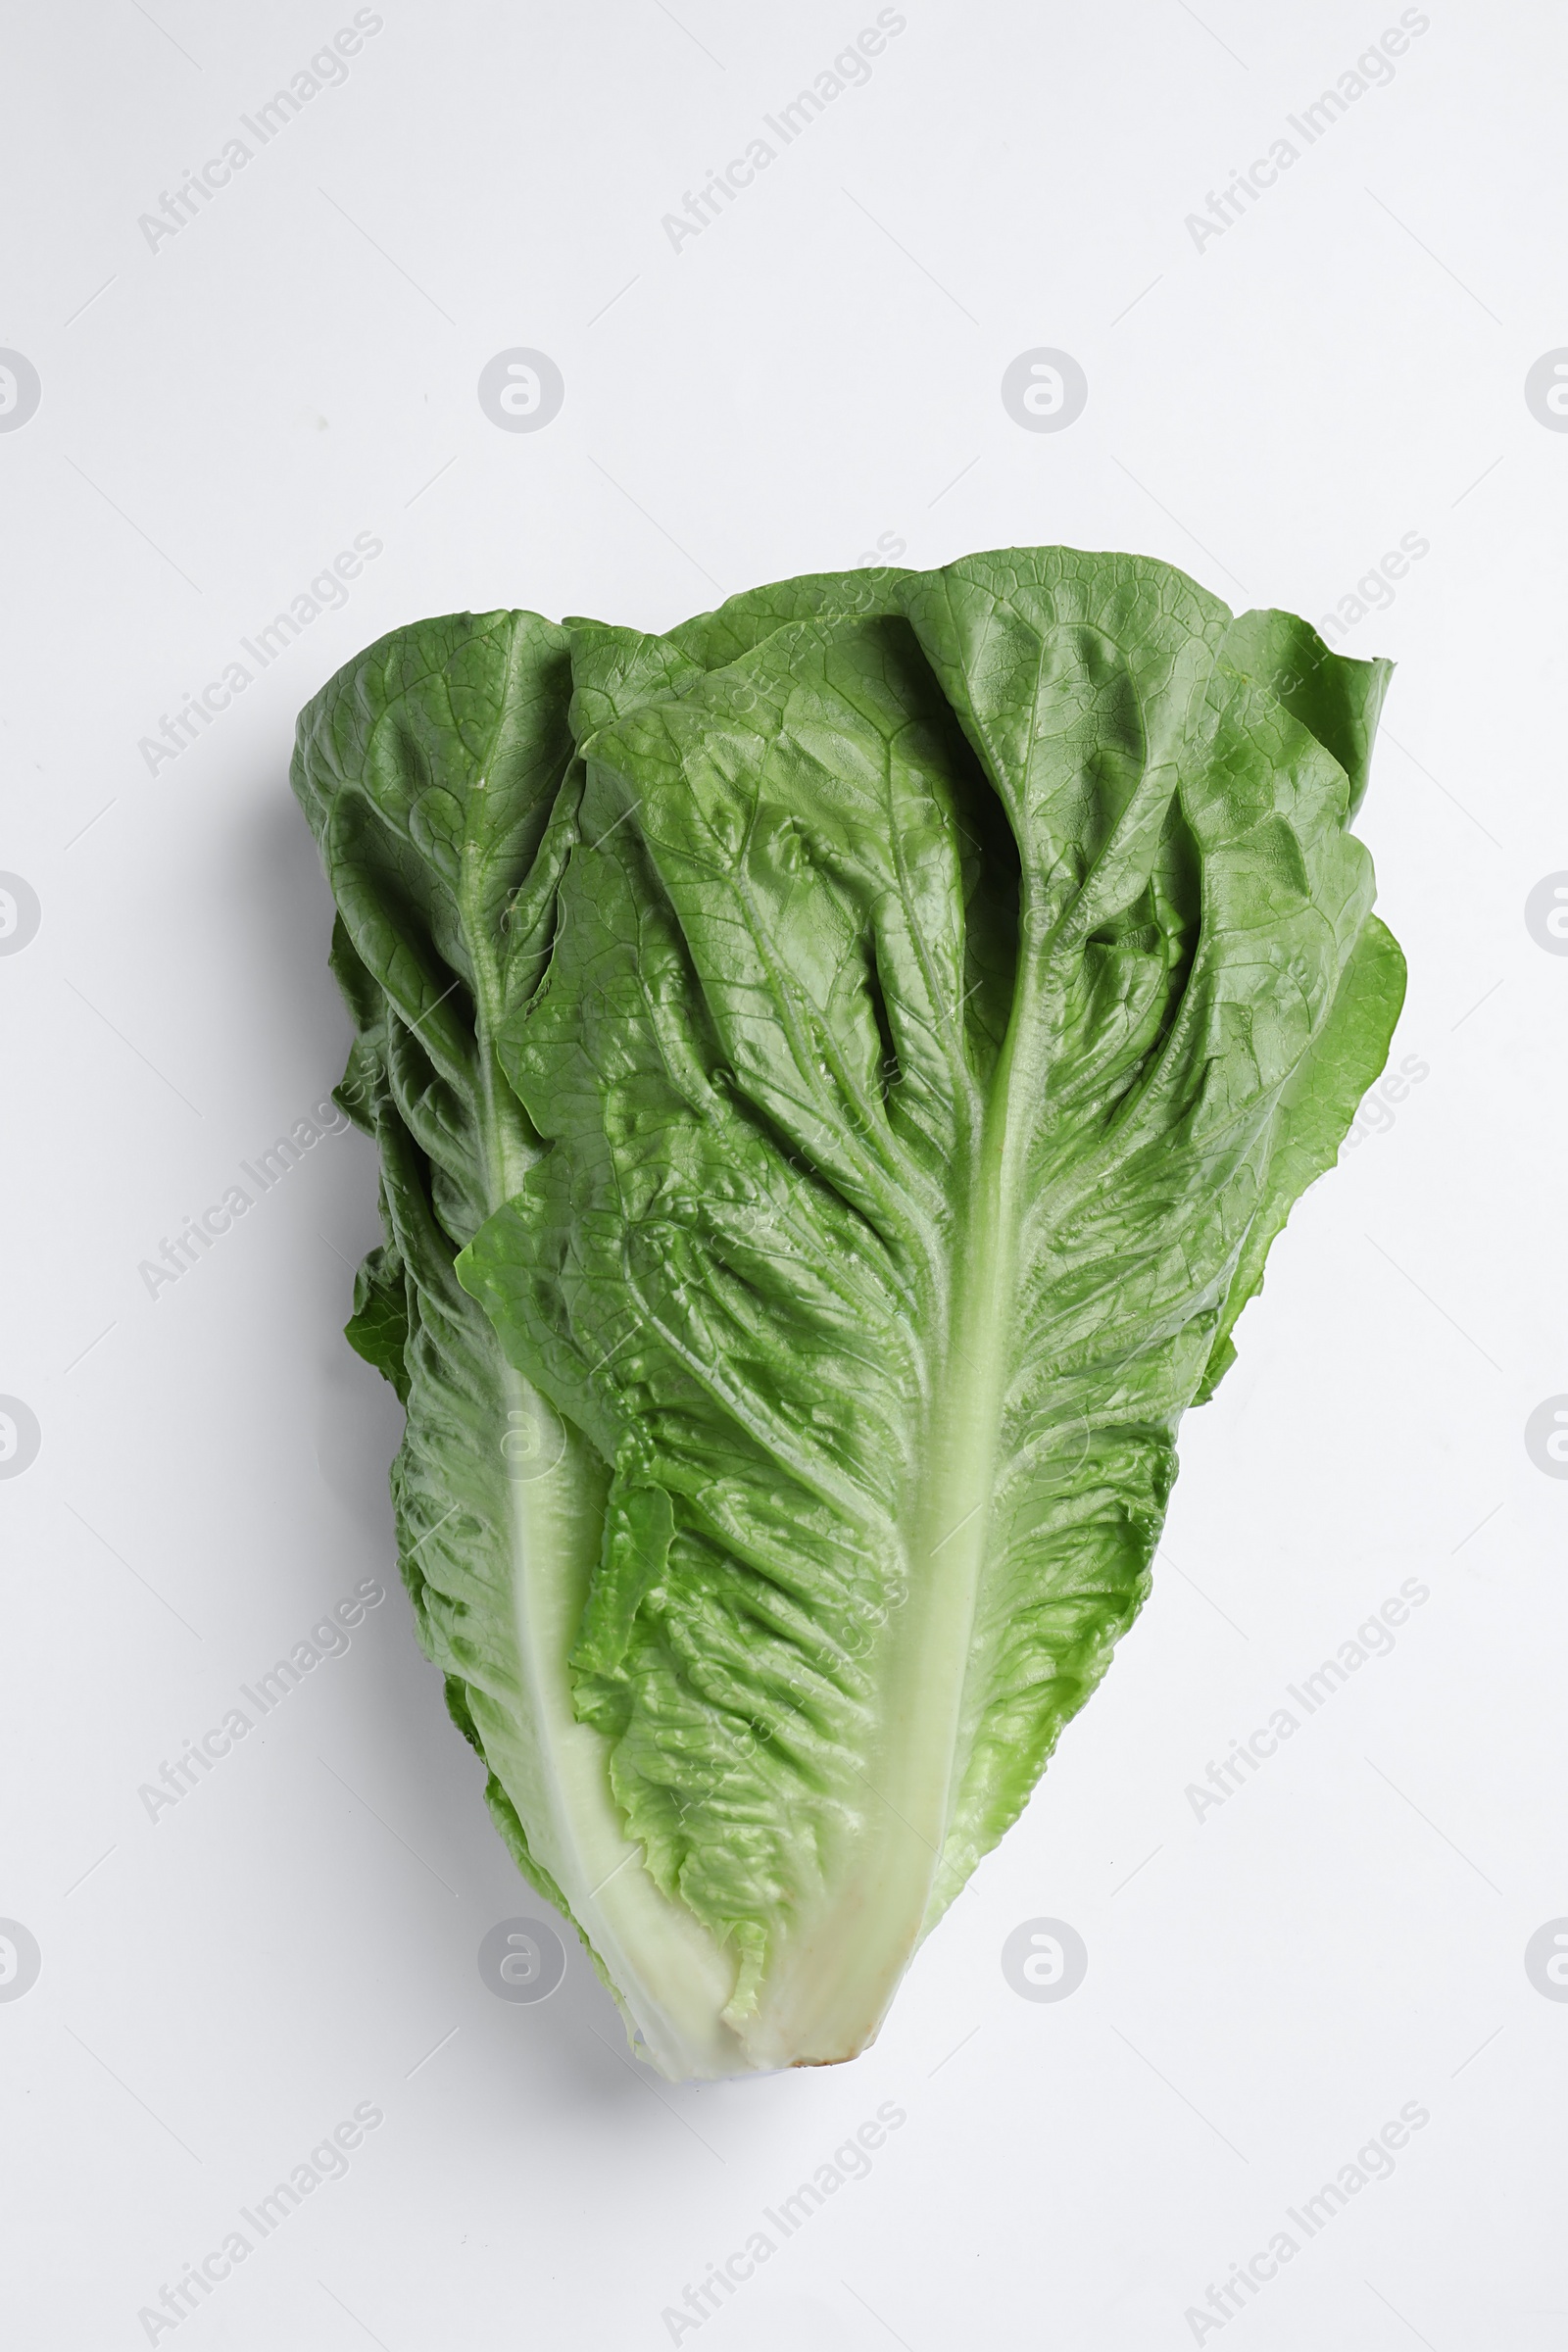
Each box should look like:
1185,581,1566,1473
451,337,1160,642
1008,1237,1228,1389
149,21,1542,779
2,3,1564,2346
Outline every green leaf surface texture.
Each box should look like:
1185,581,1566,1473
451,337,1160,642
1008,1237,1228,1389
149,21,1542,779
292,549,1405,2080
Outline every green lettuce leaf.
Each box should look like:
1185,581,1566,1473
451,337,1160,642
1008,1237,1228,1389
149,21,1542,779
295,551,1404,2080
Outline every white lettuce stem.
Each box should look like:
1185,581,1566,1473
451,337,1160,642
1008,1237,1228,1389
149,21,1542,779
737,951,1043,2069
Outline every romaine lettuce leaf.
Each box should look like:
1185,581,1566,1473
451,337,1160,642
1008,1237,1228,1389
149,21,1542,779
293,550,1404,2080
